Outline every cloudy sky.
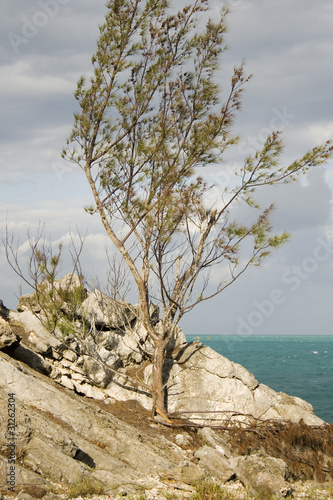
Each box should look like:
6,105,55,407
1,0,333,336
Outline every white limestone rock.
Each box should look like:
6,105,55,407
0,317,18,349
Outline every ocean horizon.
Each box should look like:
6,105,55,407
185,334,333,423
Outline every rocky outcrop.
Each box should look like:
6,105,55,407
165,342,324,426
0,278,326,424
0,278,331,498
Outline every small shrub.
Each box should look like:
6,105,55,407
190,480,240,500
67,475,106,498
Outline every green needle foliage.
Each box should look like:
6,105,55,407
63,0,333,415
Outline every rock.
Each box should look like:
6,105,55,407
73,382,106,399
102,324,152,366
232,455,291,498
0,299,10,319
0,351,205,493
23,436,85,483
166,342,259,418
0,277,330,498
9,310,62,355
78,290,160,334
62,348,78,363
0,457,47,492
171,461,205,484
0,317,19,349
82,356,114,388
53,273,85,294
197,427,232,458
175,433,194,447
175,342,258,390
165,342,324,426
194,446,236,482
262,391,324,425
78,290,137,329
17,294,42,313
9,344,52,375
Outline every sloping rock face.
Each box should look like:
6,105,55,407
0,352,206,498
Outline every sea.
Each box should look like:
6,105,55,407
185,335,333,423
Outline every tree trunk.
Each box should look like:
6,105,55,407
151,341,166,417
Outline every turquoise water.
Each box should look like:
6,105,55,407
186,335,333,423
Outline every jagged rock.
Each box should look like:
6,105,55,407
175,433,194,447
197,427,232,458
53,273,85,294
165,342,324,426
78,290,137,329
4,292,325,427
0,279,331,499
257,388,322,425
62,348,78,363
82,356,114,388
194,446,236,482
78,289,160,332
0,317,18,349
9,344,52,376
0,299,10,319
232,455,291,498
73,381,106,399
17,294,42,313
9,310,61,355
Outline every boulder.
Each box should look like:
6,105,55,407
165,342,324,426
197,427,232,458
194,446,235,482
17,294,42,313
166,342,259,417
78,290,137,329
0,317,19,349
82,356,114,388
253,384,324,425
9,310,62,355
232,455,291,498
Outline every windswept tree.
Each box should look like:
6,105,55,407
63,0,332,416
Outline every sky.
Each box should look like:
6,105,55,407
1,0,333,336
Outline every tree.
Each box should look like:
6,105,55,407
63,0,333,416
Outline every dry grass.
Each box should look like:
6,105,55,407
190,480,249,500
221,421,333,483
67,475,106,498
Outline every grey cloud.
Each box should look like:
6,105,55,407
1,0,333,335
